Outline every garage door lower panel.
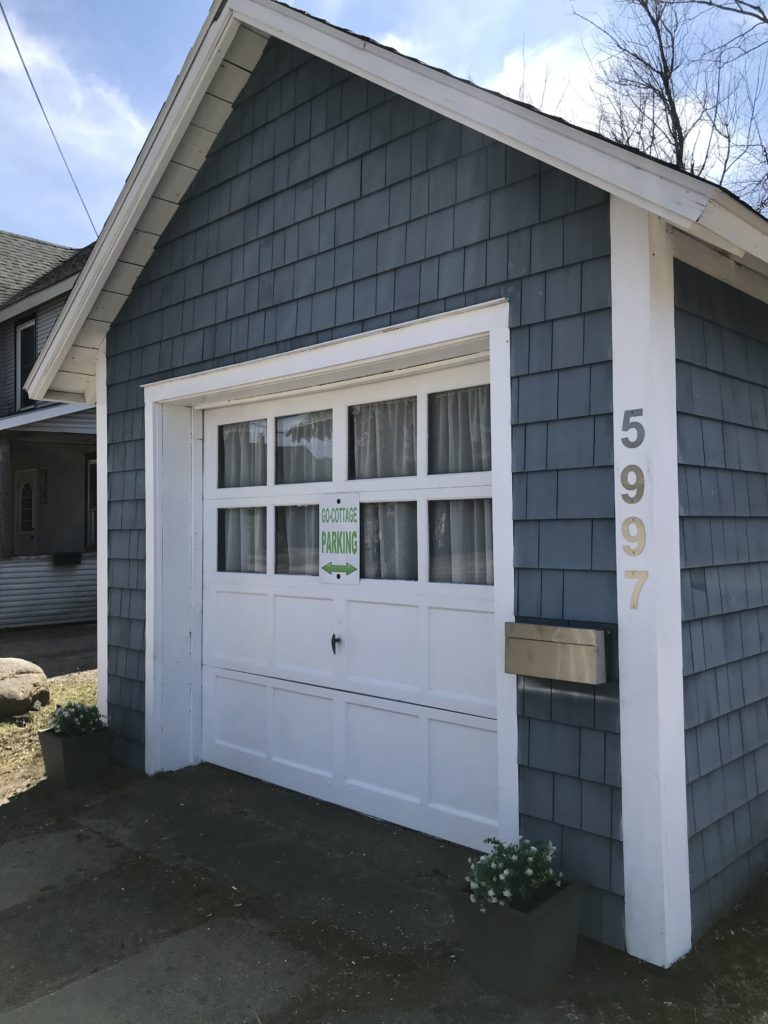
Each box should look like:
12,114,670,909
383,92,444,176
202,667,498,849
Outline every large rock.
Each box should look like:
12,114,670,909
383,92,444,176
0,659,49,717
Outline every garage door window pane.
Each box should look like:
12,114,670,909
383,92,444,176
428,385,491,474
276,410,332,484
218,508,266,572
349,397,416,479
361,502,417,580
429,499,493,584
276,506,319,575
218,420,267,488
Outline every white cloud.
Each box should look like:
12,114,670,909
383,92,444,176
483,35,600,129
379,33,419,58
0,12,149,243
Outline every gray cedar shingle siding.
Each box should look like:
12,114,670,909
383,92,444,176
106,40,620,944
675,260,768,938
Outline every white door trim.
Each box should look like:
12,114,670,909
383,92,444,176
143,299,517,839
610,199,691,966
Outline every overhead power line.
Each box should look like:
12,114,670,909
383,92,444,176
0,1,98,237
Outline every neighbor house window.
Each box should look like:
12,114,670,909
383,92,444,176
15,319,36,411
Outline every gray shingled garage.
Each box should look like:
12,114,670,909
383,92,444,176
26,0,768,971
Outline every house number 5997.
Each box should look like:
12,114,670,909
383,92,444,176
620,410,649,609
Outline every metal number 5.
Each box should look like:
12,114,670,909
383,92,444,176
621,409,645,448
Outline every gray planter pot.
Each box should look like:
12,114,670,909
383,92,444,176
451,882,583,1000
38,728,114,787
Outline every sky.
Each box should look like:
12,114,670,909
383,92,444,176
0,0,604,248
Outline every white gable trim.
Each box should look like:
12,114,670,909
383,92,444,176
27,0,768,405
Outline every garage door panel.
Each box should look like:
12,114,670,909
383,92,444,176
202,671,499,848
204,589,271,671
345,702,422,803
272,687,334,777
202,670,269,768
345,600,421,695
428,718,498,824
273,594,336,681
428,606,496,710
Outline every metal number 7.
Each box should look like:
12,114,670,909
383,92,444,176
624,570,649,609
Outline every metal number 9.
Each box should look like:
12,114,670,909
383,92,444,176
620,465,645,504
621,516,646,556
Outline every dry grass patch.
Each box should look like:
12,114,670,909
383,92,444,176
0,670,97,804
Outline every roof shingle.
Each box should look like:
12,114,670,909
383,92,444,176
0,230,80,309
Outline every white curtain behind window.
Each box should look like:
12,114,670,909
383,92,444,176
276,506,319,575
429,499,493,585
349,397,416,478
219,420,267,487
429,385,491,474
276,411,332,484
361,503,417,580
218,508,266,572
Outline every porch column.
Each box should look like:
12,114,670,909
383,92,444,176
610,199,691,966
0,438,12,559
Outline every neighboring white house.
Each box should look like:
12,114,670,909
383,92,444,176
0,231,96,628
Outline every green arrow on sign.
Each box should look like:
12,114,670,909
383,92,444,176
322,562,357,576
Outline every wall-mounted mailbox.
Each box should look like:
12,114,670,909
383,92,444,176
504,623,607,686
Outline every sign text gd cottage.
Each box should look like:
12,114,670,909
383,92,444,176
320,503,358,556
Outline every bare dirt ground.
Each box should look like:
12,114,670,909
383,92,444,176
0,669,97,804
0,622,97,805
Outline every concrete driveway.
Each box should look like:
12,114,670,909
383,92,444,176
0,765,766,1024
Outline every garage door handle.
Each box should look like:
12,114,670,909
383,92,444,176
331,633,342,655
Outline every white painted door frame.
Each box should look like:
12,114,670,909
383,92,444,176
142,299,518,839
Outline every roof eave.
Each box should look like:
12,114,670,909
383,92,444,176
28,0,768,403
0,273,80,325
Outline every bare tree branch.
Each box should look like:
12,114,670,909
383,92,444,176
578,0,768,211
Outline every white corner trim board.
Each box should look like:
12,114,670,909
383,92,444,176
610,199,691,967
96,346,108,717
143,300,517,839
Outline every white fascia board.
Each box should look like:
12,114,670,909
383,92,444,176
0,402,95,433
0,274,78,325
26,4,243,403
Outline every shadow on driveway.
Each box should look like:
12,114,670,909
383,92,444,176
0,764,766,1023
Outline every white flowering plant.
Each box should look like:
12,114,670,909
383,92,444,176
465,837,564,913
50,702,105,738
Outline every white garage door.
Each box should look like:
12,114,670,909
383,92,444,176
201,361,498,848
